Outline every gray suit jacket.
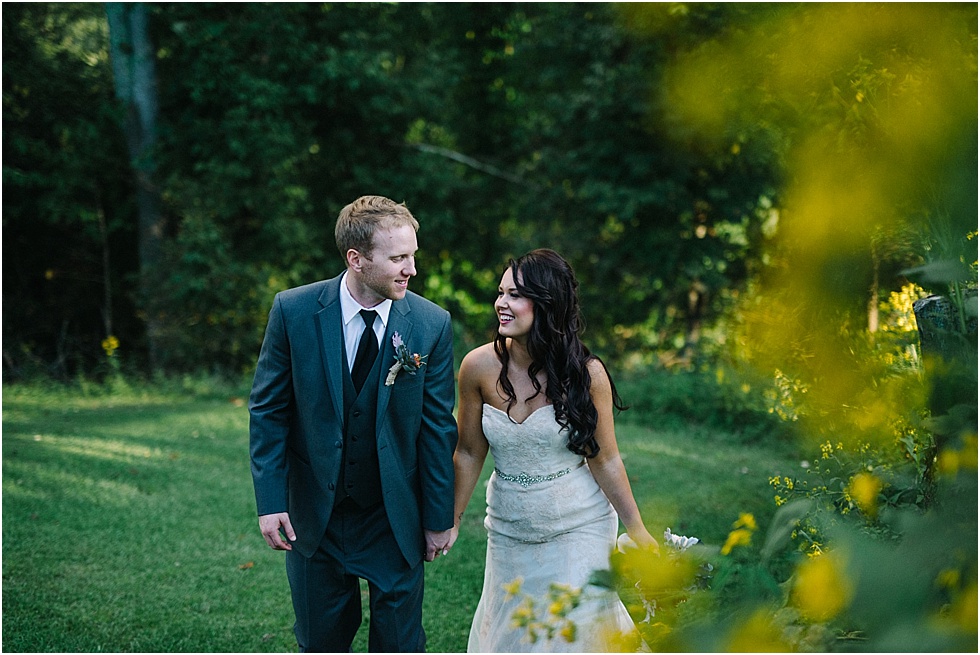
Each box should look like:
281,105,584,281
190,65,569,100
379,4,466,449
248,273,458,564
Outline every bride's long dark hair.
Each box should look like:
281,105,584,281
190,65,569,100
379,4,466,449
494,249,627,458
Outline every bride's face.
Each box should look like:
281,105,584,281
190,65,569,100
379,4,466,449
495,267,534,339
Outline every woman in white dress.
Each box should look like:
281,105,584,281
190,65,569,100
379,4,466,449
449,249,659,652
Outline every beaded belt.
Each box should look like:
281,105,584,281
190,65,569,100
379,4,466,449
494,461,584,488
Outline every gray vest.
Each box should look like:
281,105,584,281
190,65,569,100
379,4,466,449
335,348,383,508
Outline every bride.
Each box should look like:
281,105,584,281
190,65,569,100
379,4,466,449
449,248,659,652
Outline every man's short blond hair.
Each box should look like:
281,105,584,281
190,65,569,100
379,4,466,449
335,195,419,260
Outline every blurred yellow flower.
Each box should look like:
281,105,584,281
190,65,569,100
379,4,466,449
616,544,695,594
958,435,978,470
847,472,883,517
937,435,979,476
101,335,120,358
935,568,961,590
502,578,523,597
721,513,758,555
510,601,534,627
734,512,757,531
792,553,853,622
936,449,961,476
724,608,791,652
721,528,753,556
948,581,978,634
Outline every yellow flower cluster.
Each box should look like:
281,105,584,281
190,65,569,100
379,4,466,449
819,441,845,459
101,335,120,358
721,513,757,556
505,578,583,645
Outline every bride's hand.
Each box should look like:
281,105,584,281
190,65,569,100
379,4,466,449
628,526,660,555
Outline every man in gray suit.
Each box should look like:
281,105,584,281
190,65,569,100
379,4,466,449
249,195,458,651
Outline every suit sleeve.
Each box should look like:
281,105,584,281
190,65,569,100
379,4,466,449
417,312,459,531
248,294,293,516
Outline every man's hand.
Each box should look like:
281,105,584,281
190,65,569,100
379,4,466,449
259,512,296,551
424,528,453,562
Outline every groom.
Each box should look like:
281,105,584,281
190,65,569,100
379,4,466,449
249,195,458,651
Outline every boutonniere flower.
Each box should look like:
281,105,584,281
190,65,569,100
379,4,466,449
385,332,428,386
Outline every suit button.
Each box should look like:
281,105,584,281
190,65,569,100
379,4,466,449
328,483,335,490
353,410,361,418
349,460,356,465
335,441,342,449
347,483,354,489
352,436,359,442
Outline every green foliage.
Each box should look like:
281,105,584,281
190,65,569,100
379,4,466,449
4,3,780,376
618,364,791,442
3,2,139,376
603,4,979,652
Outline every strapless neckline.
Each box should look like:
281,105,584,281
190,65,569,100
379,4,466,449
482,402,554,426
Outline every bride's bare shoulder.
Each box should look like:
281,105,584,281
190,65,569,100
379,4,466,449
460,343,502,382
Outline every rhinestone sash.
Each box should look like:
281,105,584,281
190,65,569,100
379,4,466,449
494,461,585,488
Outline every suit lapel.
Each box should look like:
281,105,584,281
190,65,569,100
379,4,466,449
315,276,346,421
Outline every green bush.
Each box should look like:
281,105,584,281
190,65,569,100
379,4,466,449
618,364,790,442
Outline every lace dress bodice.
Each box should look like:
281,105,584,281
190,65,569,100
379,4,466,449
482,403,583,471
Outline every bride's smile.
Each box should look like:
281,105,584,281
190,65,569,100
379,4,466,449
495,268,534,337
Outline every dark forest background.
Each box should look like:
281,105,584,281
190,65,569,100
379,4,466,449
4,3,790,378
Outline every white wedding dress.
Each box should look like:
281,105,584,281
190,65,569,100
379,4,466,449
467,404,638,652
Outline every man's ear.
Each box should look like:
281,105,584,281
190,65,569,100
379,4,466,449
346,248,364,272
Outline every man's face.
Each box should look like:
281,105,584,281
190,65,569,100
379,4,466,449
348,224,418,307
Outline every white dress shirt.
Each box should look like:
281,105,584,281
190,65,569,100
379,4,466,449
339,271,391,372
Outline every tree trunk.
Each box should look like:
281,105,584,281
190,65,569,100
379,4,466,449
106,2,163,370
96,189,113,339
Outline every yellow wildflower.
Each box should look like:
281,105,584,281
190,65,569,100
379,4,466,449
734,512,757,531
847,472,883,517
101,335,120,357
792,553,853,622
937,449,960,475
721,528,753,555
960,435,978,470
947,581,978,634
935,568,961,590
502,578,524,597
724,608,791,652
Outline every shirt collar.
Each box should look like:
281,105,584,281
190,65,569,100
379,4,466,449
340,271,392,327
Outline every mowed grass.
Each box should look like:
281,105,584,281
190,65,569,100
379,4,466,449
2,383,802,652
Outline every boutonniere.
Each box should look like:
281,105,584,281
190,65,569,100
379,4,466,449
385,332,428,386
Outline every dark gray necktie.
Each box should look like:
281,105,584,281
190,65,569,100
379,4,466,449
351,310,379,393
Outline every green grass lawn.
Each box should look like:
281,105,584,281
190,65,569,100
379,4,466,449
2,383,803,652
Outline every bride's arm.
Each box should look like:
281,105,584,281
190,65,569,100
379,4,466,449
586,359,660,553
448,347,491,548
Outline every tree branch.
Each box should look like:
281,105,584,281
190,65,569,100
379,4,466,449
406,142,540,189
